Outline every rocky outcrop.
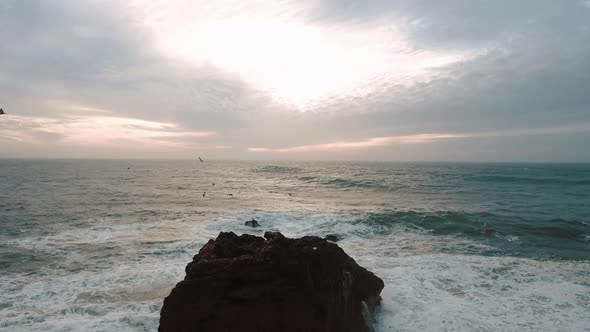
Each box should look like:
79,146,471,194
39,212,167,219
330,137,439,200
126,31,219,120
325,234,340,242
244,219,260,227
159,231,384,332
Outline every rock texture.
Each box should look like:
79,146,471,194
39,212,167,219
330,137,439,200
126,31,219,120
244,219,260,227
325,234,340,242
159,231,384,332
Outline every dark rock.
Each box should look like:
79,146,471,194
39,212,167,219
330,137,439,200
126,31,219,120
325,234,340,242
263,231,285,241
159,231,384,332
244,219,260,227
481,228,497,236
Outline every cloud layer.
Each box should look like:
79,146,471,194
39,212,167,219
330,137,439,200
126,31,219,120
1,0,589,161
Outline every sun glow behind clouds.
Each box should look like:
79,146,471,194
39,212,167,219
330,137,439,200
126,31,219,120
135,0,467,109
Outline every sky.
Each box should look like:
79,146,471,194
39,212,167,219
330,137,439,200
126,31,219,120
1,0,590,161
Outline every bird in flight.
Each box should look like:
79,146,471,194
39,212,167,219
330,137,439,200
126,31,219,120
227,193,233,197
198,157,204,162
0,108,5,115
203,192,206,197
212,182,215,186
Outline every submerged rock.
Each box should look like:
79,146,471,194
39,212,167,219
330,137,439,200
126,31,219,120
481,228,497,236
244,219,260,227
159,231,384,332
325,234,340,242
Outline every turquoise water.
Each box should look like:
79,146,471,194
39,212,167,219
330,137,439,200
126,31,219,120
0,160,589,331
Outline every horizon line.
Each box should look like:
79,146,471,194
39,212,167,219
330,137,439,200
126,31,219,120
0,157,589,165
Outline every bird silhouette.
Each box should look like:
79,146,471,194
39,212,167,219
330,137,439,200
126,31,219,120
0,108,4,115
198,157,204,162
228,193,233,197
203,192,206,197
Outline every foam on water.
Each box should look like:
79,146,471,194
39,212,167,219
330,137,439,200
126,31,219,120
0,218,208,332
2,209,590,331
367,254,590,332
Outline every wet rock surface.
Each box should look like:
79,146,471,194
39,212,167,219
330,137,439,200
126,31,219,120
244,219,260,227
159,231,384,332
325,234,340,242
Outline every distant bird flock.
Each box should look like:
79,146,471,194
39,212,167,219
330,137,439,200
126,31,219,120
196,157,292,205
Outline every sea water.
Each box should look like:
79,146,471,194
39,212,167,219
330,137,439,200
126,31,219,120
0,160,589,331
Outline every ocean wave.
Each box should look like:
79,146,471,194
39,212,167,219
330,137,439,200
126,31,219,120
314,177,390,190
2,208,589,331
205,210,589,261
362,211,590,260
295,174,388,189
297,176,317,181
253,165,303,174
368,253,590,332
323,178,377,189
473,174,590,185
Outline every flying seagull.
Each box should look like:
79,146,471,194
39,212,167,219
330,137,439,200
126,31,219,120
227,193,233,197
198,157,204,162
0,108,4,115
203,192,206,197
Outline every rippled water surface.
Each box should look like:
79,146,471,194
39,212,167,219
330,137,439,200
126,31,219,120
1,160,589,331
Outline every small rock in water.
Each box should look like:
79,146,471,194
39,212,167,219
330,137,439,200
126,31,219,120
244,219,260,227
482,228,497,236
325,234,340,242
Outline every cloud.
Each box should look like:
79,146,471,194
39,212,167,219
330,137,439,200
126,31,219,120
1,0,589,161
314,0,590,47
0,113,213,148
248,123,590,154
474,123,590,138
31,130,66,143
133,0,471,110
249,133,463,153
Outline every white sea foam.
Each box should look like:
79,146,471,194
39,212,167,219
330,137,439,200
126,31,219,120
0,218,206,332
350,249,590,331
2,210,589,331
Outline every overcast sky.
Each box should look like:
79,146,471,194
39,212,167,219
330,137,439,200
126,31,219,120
1,0,589,161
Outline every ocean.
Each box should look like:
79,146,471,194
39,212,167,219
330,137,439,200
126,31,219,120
0,160,589,331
